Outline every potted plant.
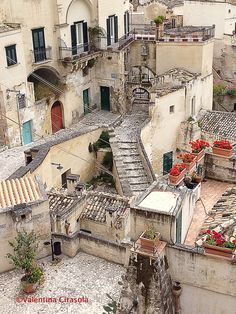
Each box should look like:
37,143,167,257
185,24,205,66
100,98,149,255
88,25,105,51
154,15,165,26
191,171,202,184
7,230,44,293
202,229,236,259
169,163,187,185
154,15,165,39
212,140,233,158
140,226,160,253
189,139,210,161
177,153,197,171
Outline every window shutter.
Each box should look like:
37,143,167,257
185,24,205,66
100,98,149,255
127,12,130,33
107,18,111,46
70,24,77,55
124,13,126,35
114,16,118,43
83,22,88,51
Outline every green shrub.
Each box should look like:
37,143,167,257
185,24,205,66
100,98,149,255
213,84,225,96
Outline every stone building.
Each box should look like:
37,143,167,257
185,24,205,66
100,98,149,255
0,0,130,148
0,175,51,272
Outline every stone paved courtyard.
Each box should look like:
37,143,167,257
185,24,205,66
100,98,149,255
0,252,125,314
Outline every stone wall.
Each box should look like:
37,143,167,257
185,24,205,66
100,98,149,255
0,200,51,273
118,252,175,313
166,245,236,314
52,231,127,265
205,153,236,183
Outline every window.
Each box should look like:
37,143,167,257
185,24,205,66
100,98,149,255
169,105,175,113
191,96,196,116
107,15,118,45
71,21,88,55
32,28,46,63
18,93,26,109
5,45,17,66
234,103,236,111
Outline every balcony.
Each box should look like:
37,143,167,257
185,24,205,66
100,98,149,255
32,47,52,64
59,37,108,61
159,26,215,43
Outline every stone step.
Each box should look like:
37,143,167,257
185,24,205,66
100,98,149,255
119,170,147,178
129,177,149,184
116,151,140,157
124,165,145,171
123,157,143,163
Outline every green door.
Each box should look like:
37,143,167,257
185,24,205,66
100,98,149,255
22,120,32,145
83,89,89,114
176,209,182,243
100,86,110,111
163,151,173,175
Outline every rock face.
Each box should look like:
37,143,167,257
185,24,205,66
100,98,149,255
118,253,175,313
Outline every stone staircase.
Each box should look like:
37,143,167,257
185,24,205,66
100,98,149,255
109,101,154,197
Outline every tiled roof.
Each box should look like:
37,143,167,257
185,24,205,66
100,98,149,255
0,176,42,210
198,110,236,140
81,192,129,223
196,187,236,243
48,193,83,217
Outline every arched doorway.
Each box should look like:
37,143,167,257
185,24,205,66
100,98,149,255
133,88,150,100
51,101,64,133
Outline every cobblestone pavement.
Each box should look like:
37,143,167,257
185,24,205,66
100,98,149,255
0,111,120,181
0,252,125,314
185,179,235,246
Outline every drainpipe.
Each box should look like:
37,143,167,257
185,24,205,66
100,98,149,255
172,282,182,314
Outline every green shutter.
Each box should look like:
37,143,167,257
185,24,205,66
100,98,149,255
114,16,118,43
107,18,111,46
71,24,77,55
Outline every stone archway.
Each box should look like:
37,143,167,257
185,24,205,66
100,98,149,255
133,88,150,100
51,101,64,133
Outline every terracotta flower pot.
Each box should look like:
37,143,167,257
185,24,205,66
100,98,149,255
212,147,232,158
192,149,205,161
21,276,38,294
169,169,186,185
203,243,233,259
183,156,197,172
140,231,160,252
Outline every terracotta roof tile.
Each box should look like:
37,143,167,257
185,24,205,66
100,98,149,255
197,187,236,241
81,192,129,223
0,176,42,210
198,111,236,140
48,193,84,217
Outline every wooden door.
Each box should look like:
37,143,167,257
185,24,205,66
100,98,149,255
83,89,89,114
32,28,46,62
22,121,32,144
163,151,173,175
100,86,110,111
51,101,63,133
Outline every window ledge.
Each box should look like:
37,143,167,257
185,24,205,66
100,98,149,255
6,63,20,69
32,59,52,65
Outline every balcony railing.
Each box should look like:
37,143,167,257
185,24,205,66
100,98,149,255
59,37,108,60
32,47,52,64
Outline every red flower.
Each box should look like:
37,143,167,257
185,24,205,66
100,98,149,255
169,164,187,176
189,139,210,153
233,240,236,244
213,140,232,150
207,229,211,235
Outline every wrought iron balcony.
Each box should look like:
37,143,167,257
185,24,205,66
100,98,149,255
32,47,52,64
59,37,108,61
